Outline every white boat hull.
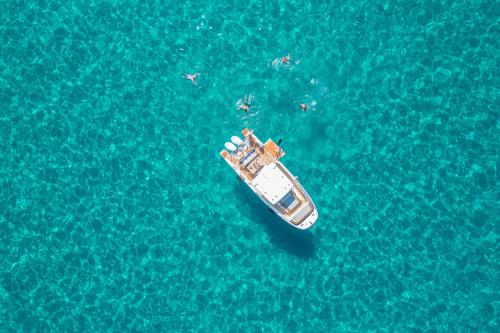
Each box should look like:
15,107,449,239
221,128,318,230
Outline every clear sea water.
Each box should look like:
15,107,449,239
1,0,498,331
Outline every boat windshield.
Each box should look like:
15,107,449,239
278,191,295,209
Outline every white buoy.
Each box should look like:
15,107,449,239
231,136,244,146
224,142,237,152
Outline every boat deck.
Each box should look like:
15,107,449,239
220,129,285,182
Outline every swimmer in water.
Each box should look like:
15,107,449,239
239,95,252,113
183,72,200,84
300,103,308,111
281,54,291,64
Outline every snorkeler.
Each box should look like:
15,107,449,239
239,95,252,112
183,72,200,84
300,103,308,111
271,53,292,69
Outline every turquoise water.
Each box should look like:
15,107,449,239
1,0,498,331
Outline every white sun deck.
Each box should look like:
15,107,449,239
251,163,293,204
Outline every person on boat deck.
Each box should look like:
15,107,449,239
183,72,199,84
276,146,283,158
239,95,252,112
300,103,308,111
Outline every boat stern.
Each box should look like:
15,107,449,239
295,208,319,230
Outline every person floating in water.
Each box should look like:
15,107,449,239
183,72,200,84
300,103,308,111
281,54,291,64
271,54,293,69
239,95,252,113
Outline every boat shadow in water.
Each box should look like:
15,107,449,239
234,180,315,259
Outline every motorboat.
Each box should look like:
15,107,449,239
220,128,318,230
